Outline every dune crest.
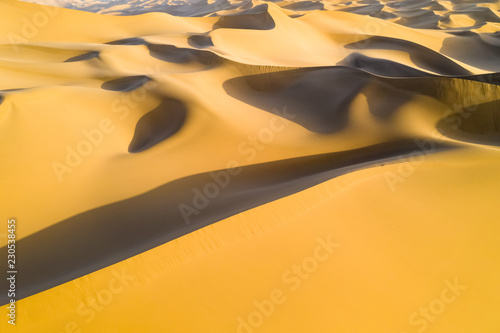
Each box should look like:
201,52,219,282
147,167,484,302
1,1,500,333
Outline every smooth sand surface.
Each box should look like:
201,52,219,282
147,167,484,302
1,0,499,332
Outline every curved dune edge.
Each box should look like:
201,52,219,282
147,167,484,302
0,140,456,305
0,0,499,332
2,149,500,332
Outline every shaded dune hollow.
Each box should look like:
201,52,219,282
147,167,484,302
128,97,188,153
187,34,214,49
147,44,222,66
224,67,434,133
105,37,147,45
224,66,500,136
344,36,472,76
224,67,371,134
101,75,152,92
99,76,187,153
440,32,500,72
438,99,500,146
64,51,100,63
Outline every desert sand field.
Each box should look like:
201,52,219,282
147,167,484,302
1,0,500,332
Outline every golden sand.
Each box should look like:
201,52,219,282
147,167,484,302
1,0,499,332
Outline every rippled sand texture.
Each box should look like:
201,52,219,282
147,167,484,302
1,0,500,332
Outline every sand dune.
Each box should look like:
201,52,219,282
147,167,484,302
1,0,500,332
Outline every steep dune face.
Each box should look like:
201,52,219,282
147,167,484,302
1,0,500,332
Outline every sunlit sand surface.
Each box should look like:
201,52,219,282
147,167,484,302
1,0,499,332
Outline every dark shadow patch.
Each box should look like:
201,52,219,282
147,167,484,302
64,51,99,63
371,75,500,115
386,0,436,10
0,139,456,305
479,32,500,47
128,98,187,153
338,53,433,77
373,10,399,20
281,1,324,11
214,4,276,30
101,76,152,92
105,37,147,45
289,13,305,18
438,99,500,146
0,88,23,93
429,2,447,11
395,9,442,29
223,67,370,134
456,72,500,85
451,0,499,4
441,32,500,72
364,81,414,118
187,34,214,49
238,0,255,9
0,95,4,106
446,30,475,37
337,3,383,16
451,7,500,26
226,66,499,132
346,36,472,76
148,44,222,66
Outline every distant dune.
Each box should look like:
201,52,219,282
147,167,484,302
1,0,500,332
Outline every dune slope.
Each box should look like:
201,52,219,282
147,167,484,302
1,0,500,332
